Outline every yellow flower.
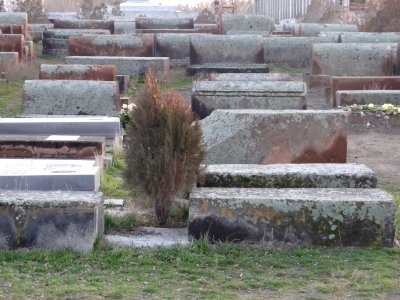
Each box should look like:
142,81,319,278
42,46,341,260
382,103,394,111
367,103,375,109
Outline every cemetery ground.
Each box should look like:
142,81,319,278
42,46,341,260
0,49,399,299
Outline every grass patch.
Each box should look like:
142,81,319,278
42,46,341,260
0,80,23,117
161,75,193,90
100,155,131,200
379,181,400,235
0,243,399,299
104,212,137,233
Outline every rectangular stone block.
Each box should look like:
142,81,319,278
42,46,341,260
39,64,116,81
198,163,377,188
192,81,307,119
0,117,120,144
0,135,105,160
135,17,194,29
293,23,358,37
188,188,396,247
330,76,400,107
116,75,131,94
209,73,294,81
311,43,397,77
22,80,119,116
337,90,400,106
201,110,347,164
0,190,103,251
187,63,269,76
65,56,170,77
0,12,28,33
50,19,115,33
0,158,100,191
221,14,274,34
43,29,111,39
0,34,24,61
190,35,265,65
320,31,400,44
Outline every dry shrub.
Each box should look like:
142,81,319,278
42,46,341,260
362,0,400,32
124,69,205,225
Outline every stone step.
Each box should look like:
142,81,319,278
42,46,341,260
198,163,377,188
192,80,307,119
0,158,101,191
189,188,396,247
187,63,269,76
0,117,120,145
0,190,103,251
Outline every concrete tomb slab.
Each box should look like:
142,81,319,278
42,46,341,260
0,117,120,144
50,19,115,33
22,80,119,116
198,163,377,188
292,23,358,37
221,14,274,34
65,56,170,77
187,63,269,75
135,17,194,29
201,109,347,164
319,31,400,44
0,34,24,61
0,12,28,33
0,158,100,191
192,81,307,119
0,135,105,160
39,64,116,81
188,187,396,247
0,190,103,251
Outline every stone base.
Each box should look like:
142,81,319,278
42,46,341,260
189,188,396,247
0,190,103,251
198,163,377,188
187,64,270,76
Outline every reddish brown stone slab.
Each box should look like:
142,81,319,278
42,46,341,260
67,34,155,57
0,34,24,61
0,24,24,34
0,135,105,159
39,64,116,81
330,76,400,107
50,19,115,34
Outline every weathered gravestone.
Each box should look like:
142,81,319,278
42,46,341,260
201,109,347,164
22,80,119,116
0,190,103,251
67,34,155,57
39,64,116,81
192,81,307,119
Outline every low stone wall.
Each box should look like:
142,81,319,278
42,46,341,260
39,64,117,81
319,31,400,44
135,17,194,29
50,19,115,34
192,81,307,119
0,190,103,251
67,34,155,57
336,90,400,106
330,76,400,107
22,80,119,116
201,109,348,164
188,187,396,247
198,163,377,188
65,56,170,77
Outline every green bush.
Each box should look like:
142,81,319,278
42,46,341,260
124,69,205,225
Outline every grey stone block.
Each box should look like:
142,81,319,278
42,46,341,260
155,33,209,60
0,117,120,144
201,110,348,164
43,29,111,39
319,31,400,44
187,63,269,76
0,190,103,251
65,56,170,77
0,158,100,191
221,14,274,34
188,188,396,247
209,73,294,81
336,90,400,106
293,23,358,37
198,163,377,188
192,81,307,119
22,80,119,116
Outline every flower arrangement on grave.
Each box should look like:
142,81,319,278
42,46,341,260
343,103,400,116
118,103,136,130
